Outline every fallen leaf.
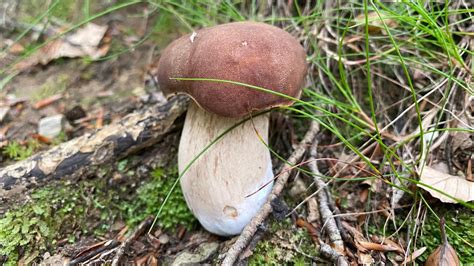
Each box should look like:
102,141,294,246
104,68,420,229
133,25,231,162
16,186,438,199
403,247,427,264
425,218,460,266
15,23,109,71
358,252,374,264
418,166,474,203
370,236,405,253
358,241,400,252
135,254,150,266
148,255,158,266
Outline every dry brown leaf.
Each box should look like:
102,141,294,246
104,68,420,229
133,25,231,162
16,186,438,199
358,252,374,264
358,241,400,252
404,247,427,264
425,218,460,266
136,254,158,266
148,255,158,266
418,166,474,203
136,254,152,266
15,23,109,71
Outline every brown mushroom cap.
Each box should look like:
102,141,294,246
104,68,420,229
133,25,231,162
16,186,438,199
157,21,307,118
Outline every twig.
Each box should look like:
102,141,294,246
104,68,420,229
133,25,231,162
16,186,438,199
319,240,348,266
222,120,319,265
308,139,347,261
67,240,120,266
111,216,154,266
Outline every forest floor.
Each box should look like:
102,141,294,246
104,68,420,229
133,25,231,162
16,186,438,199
0,1,473,265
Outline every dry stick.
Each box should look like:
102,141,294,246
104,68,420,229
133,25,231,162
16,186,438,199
319,240,348,266
111,217,154,266
222,120,320,266
67,240,120,266
308,140,347,264
0,96,189,207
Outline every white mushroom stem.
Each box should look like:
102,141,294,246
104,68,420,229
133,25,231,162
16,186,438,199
178,102,274,236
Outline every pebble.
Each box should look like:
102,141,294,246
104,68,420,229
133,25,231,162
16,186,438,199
38,114,64,138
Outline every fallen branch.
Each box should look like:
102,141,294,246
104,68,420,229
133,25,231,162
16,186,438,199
308,140,347,263
0,96,188,202
222,120,319,266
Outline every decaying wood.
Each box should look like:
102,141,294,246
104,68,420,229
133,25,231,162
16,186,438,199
222,120,319,266
0,96,188,202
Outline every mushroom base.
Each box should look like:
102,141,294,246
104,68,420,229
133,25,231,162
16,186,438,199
178,102,274,236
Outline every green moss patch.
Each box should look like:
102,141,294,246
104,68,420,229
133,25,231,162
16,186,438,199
0,166,195,264
418,206,474,263
120,167,196,230
249,219,318,265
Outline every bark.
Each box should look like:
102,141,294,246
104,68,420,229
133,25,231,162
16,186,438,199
0,96,188,202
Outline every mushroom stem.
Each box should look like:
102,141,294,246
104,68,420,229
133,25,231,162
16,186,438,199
178,102,274,236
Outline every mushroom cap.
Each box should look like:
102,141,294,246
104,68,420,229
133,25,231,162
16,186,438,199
157,21,307,118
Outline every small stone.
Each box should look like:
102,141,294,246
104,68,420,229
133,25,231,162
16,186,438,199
171,242,219,266
38,114,64,138
158,233,169,244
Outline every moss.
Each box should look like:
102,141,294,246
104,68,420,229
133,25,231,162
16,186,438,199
2,140,40,161
120,167,196,231
0,164,195,264
418,206,474,263
0,179,115,265
248,219,318,265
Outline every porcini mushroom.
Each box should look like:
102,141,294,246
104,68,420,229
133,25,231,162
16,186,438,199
157,22,307,236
